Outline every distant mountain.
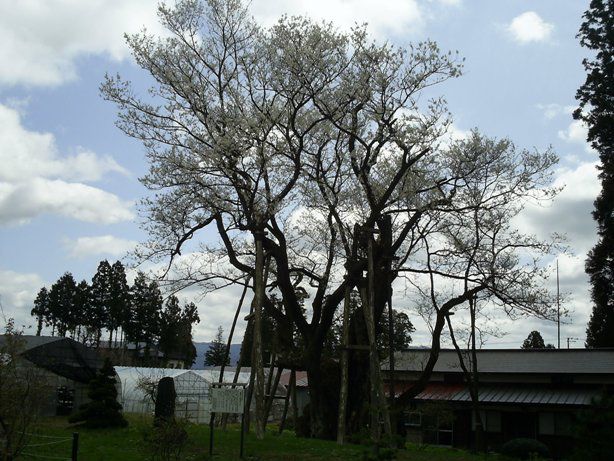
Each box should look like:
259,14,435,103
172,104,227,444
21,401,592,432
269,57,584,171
192,342,242,369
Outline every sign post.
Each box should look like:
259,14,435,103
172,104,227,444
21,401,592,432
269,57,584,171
209,382,247,458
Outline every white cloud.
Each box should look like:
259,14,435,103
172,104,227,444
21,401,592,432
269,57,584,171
251,0,424,39
558,119,588,144
558,119,596,155
0,105,127,182
0,0,427,88
506,11,554,44
515,161,599,256
0,269,46,331
536,103,575,120
0,0,164,87
0,103,133,226
65,235,138,259
439,122,470,148
435,0,461,6
0,179,134,226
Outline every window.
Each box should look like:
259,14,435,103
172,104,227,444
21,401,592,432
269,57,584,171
405,411,422,427
539,412,555,435
472,410,501,433
539,412,573,436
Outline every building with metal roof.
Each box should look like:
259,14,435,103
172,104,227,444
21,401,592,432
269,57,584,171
0,335,107,416
382,348,614,458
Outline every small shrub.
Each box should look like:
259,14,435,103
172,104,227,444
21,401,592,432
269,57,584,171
500,438,550,460
361,443,396,461
141,418,188,461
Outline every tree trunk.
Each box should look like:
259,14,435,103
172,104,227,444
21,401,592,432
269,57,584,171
305,349,333,439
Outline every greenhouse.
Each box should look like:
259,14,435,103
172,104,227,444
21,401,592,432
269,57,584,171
115,367,211,423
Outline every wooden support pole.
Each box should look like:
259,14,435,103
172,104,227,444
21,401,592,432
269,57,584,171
71,432,79,461
337,282,351,444
252,231,266,440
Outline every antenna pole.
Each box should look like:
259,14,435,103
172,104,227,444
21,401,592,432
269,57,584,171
556,258,561,349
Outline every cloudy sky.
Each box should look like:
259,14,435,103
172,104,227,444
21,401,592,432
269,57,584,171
0,0,596,348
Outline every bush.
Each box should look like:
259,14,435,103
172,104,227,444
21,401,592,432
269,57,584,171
571,393,614,461
500,438,550,460
68,358,128,428
141,418,188,461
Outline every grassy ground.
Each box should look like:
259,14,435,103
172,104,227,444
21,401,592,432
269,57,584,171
20,414,496,461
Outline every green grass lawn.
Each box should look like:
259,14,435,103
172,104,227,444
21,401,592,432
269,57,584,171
19,414,495,461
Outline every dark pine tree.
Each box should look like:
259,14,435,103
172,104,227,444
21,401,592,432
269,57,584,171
576,0,614,347
204,326,229,367
125,272,163,363
90,260,112,347
159,296,200,367
108,261,131,346
521,330,554,349
73,280,91,342
31,287,50,336
68,358,128,428
48,273,77,337
377,309,415,354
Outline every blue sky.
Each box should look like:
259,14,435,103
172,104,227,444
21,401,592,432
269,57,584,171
0,0,596,348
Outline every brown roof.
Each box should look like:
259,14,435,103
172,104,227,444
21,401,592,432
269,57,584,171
412,383,601,406
383,348,614,375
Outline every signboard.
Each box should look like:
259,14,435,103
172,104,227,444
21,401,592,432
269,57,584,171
210,386,245,414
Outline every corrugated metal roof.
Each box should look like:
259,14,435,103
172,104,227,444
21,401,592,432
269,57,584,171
383,348,614,374
413,383,601,406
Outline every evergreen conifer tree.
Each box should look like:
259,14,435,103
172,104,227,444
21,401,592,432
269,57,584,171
31,287,50,336
90,260,112,346
204,326,229,367
576,0,614,347
521,331,554,349
68,358,128,428
48,273,77,337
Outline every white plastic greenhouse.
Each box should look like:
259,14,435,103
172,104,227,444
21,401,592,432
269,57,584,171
114,366,290,423
115,367,212,423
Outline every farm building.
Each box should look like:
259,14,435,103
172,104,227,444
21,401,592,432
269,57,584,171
0,335,105,416
382,348,614,458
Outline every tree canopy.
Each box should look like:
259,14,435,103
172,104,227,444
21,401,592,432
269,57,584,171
576,0,614,348
521,330,555,349
204,326,229,367
103,0,562,438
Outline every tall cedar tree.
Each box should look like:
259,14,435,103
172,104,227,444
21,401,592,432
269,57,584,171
31,287,50,336
48,272,77,337
90,260,112,346
159,296,200,366
125,272,163,360
521,330,555,349
73,280,91,342
576,0,614,347
204,326,229,366
107,261,131,345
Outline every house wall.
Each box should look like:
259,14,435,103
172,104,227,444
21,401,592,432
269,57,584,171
404,400,584,459
16,359,90,416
